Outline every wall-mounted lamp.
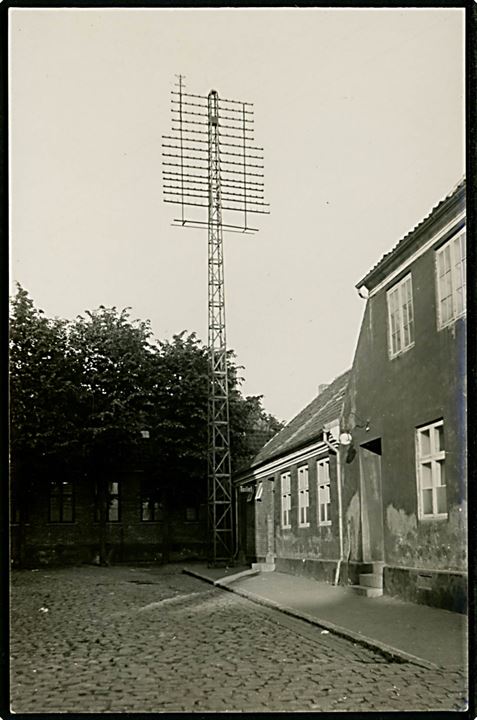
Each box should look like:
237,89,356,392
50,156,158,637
339,413,370,445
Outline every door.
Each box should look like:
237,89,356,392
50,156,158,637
359,439,384,562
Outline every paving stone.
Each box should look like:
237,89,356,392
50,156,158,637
10,564,468,713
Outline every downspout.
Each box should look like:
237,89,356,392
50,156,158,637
323,430,343,586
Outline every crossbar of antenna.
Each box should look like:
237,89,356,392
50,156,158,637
172,219,258,233
163,153,264,171
164,191,269,207
163,143,264,161
172,99,254,116
164,186,267,202
171,90,253,106
172,108,254,124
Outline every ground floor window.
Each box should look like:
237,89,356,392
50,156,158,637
317,459,331,526
49,480,74,522
141,480,162,522
95,481,120,522
281,472,291,528
185,506,199,522
416,420,447,518
298,465,309,527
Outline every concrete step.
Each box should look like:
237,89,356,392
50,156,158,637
359,561,384,575
350,584,383,598
359,573,383,589
251,562,275,572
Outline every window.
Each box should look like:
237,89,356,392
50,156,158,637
281,472,291,528
254,481,263,501
185,506,198,522
436,230,466,328
298,466,309,527
416,420,447,519
141,480,161,522
317,459,331,526
387,274,414,358
95,481,120,522
49,480,74,523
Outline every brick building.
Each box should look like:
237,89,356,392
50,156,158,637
235,179,467,612
11,459,207,567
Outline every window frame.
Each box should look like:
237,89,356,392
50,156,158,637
280,472,291,529
48,479,75,523
386,272,415,359
140,480,162,522
435,229,466,329
94,480,121,523
416,420,447,521
297,465,310,528
317,458,332,527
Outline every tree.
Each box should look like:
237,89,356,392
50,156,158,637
9,286,79,565
9,287,283,565
67,306,158,563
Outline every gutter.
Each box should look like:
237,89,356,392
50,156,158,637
323,430,343,586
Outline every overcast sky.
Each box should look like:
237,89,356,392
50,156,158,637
10,7,464,422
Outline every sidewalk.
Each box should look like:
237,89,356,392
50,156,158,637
182,564,467,671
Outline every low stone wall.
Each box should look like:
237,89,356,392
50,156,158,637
383,565,467,613
274,557,337,584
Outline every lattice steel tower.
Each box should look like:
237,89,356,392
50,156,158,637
162,76,269,565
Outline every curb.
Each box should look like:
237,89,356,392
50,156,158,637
183,567,260,586
182,568,440,671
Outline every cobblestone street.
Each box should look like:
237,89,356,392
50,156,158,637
10,565,467,713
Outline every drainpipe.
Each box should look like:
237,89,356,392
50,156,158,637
323,430,343,586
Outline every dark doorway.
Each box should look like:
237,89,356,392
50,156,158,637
359,439,384,562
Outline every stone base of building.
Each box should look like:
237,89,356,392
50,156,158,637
264,556,467,614
274,556,338,584
11,541,208,568
383,565,467,614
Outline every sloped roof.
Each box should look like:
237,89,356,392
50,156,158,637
250,369,350,468
357,177,466,291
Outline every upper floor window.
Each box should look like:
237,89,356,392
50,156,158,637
387,274,414,358
436,230,466,328
49,480,74,523
281,472,291,529
317,459,331,526
416,420,447,519
297,465,309,527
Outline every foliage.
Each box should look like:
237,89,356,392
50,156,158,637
9,285,282,506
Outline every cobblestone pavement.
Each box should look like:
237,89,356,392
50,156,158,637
10,565,467,713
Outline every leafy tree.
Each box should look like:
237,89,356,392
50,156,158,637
9,287,283,565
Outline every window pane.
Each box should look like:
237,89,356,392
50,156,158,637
108,498,119,521
62,481,73,493
420,462,433,489
186,507,198,521
436,486,447,514
422,489,433,515
436,425,445,453
109,482,119,495
436,459,446,487
62,496,73,522
420,430,431,457
50,497,60,522
50,481,60,496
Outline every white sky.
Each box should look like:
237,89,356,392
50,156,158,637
10,7,464,422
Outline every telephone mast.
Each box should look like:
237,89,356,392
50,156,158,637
162,75,269,565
